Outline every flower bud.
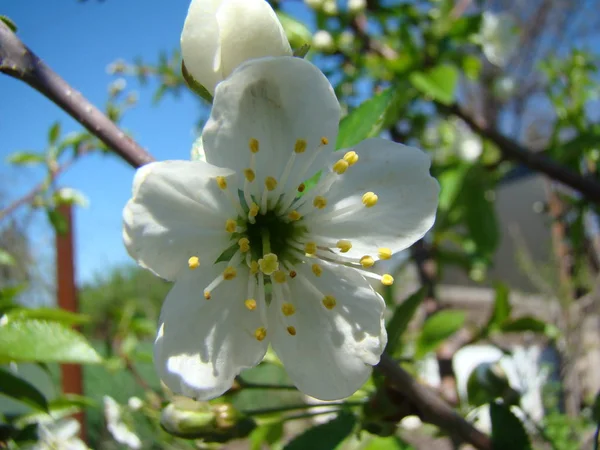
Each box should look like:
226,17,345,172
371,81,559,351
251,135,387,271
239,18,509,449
181,0,292,96
348,0,366,14
313,30,335,53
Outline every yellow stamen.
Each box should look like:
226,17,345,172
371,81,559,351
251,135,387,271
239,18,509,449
320,136,329,145
362,192,378,207
249,138,259,154
322,295,337,310
238,237,250,253
305,242,317,255
289,270,297,279
225,219,237,233
298,183,306,193
250,260,259,274
382,274,394,286
311,263,322,277
216,176,227,190
265,176,278,191
204,291,211,300
281,303,296,316
273,270,287,284
333,159,349,174
287,326,297,336
294,139,307,154
254,327,267,341
336,240,352,253
360,255,375,268
288,210,302,221
249,202,259,218
378,247,392,260
245,299,257,310
258,253,279,275
244,168,255,182
223,266,237,280
313,196,327,209
188,256,200,270
343,151,359,166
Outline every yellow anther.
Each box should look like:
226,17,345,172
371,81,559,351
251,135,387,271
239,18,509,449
311,263,322,277
238,237,250,253
223,266,237,280
320,136,329,145
249,202,259,217
305,242,317,255
204,291,211,300
288,210,302,221
343,151,359,166
273,270,287,284
254,327,267,341
322,295,337,310
216,176,227,190
360,255,375,268
244,168,255,182
382,274,394,286
265,176,278,191
289,270,297,279
245,299,257,310
362,192,378,207
225,219,237,233
333,159,349,174
294,139,307,154
297,183,306,193
188,256,200,270
313,196,327,209
249,138,259,154
281,303,296,316
336,240,352,253
258,253,279,275
378,247,392,260
250,260,259,274
287,326,297,336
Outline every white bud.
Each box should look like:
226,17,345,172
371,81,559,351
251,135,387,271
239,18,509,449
322,0,338,15
181,0,292,96
479,11,519,67
348,0,366,14
128,396,144,411
313,30,335,52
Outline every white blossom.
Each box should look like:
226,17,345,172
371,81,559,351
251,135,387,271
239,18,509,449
123,57,439,401
479,11,519,67
348,0,366,14
103,396,142,449
181,0,292,96
28,419,88,450
313,30,335,52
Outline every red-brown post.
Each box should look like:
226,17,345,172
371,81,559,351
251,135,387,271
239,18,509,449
55,203,86,440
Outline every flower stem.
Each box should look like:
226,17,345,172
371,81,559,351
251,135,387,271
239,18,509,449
243,400,364,417
262,227,271,255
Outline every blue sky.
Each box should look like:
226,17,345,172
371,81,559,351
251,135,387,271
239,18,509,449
0,0,311,286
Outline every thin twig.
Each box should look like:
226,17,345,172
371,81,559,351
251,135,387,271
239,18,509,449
243,401,364,417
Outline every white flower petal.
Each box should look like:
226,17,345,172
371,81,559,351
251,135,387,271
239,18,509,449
155,264,268,400
123,160,236,281
307,138,439,260
268,261,386,400
202,57,340,196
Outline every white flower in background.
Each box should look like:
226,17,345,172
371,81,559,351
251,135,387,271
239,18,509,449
323,0,339,15
453,119,482,161
348,0,366,14
304,0,326,8
29,419,88,450
123,56,439,401
103,396,142,449
127,396,144,411
479,11,519,67
494,75,516,100
181,0,292,96
312,30,335,52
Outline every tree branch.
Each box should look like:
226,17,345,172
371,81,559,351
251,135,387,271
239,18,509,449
0,21,155,169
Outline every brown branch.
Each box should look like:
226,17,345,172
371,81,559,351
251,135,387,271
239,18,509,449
0,21,155,169
376,353,493,450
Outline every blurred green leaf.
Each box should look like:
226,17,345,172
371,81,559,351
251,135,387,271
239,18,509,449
416,310,465,358
385,288,425,355
486,282,511,331
500,316,557,338
0,249,15,266
284,411,356,450
7,152,45,166
448,15,482,39
277,11,312,49
0,15,17,32
0,367,48,412
336,88,395,149
409,65,458,105
0,319,102,364
182,61,213,103
592,391,600,423
250,422,284,450
490,402,532,450
47,208,68,235
435,163,470,230
462,55,482,80
48,122,61,145
6,308,90,326
53,188,89,208
363,436,415,449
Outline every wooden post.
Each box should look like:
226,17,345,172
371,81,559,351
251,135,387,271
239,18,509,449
55,203,86,440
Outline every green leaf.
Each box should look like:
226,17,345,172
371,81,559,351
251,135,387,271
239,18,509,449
486,283,511,331
182,61,214,103
592,391,600,423
47,208,68,235
0,319,102,364
490,402,532,450
462,54,482,80
7,152,45,166
53,188,89,208
385,288,426,355
0,249,15,266
6,308,90,326
284,411,356,450
336,88,395,149
250,422,284,450
416,310,465,358
435,163,470,230
500,316,558,338
363,436,414,449
277,11,312,50
48,122,61,145
409,65,459,105
0,16,17,32
0,367,48,412
448,15,482,39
